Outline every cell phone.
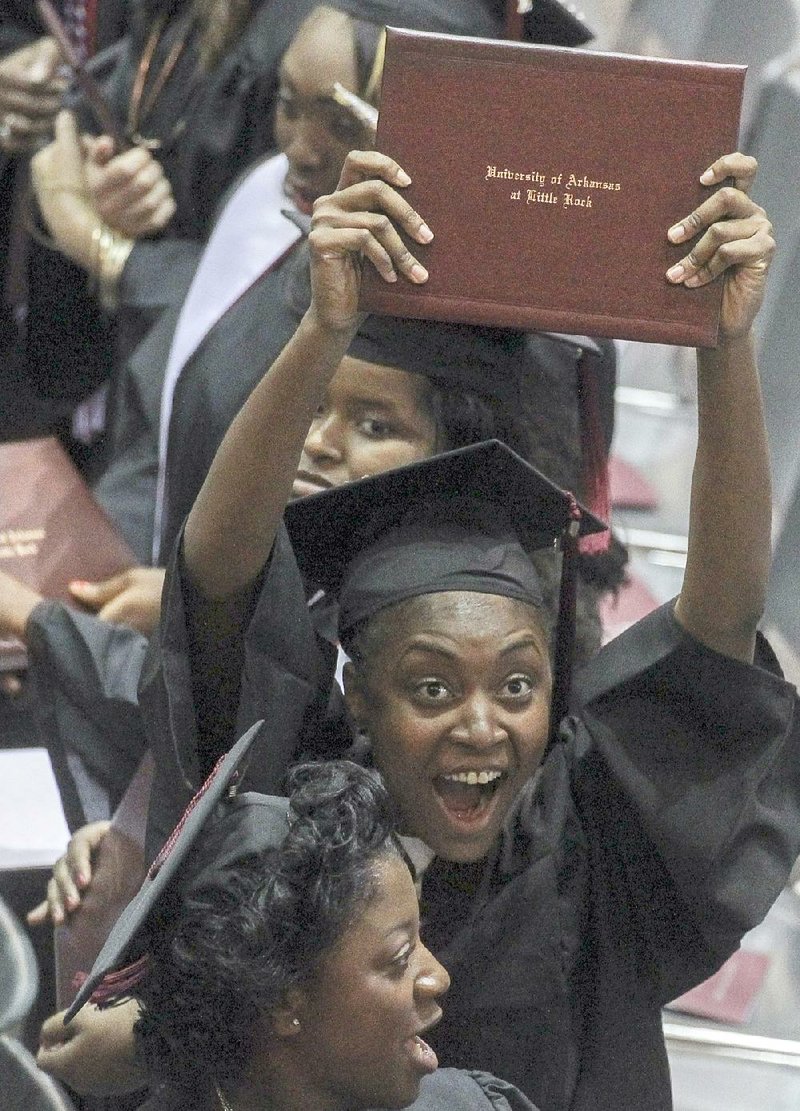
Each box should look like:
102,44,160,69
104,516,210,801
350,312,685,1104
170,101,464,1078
36,0,129,149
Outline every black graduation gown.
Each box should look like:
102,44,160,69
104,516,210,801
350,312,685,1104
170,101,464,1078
23,0,321,411
137,1068,538,1110
138,525,800,1111
24,236,305,824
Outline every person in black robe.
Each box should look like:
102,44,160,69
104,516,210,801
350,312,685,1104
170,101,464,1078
0,0,130,442
128,146,799,1111
19,0,589,460
12,1,617,828
58,732,538,1110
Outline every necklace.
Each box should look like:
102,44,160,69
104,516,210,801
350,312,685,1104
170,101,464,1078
127,12,194,149
214,1079,235,1111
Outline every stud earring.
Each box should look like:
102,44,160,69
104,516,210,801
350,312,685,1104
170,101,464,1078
292,1018,301,1028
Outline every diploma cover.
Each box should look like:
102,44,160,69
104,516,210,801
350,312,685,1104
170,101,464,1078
360,29,746,346
0,436,136,671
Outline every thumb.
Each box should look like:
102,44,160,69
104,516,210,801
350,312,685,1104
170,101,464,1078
69,572,129,608
26,900,50,928
52,109,84,162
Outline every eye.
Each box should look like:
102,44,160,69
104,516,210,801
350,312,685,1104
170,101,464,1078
329,115,366,145
413,679,452,703
357,417,395,439
276,89,300,119
388,941,415,977
500,674,534,701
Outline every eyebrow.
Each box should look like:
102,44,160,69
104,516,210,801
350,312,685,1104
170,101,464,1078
498,633,549,659
398,637,460,662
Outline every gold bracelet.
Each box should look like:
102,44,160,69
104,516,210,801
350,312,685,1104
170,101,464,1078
96,226,134,312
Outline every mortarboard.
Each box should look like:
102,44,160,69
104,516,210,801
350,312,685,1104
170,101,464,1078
331,0,594,46
348,314,529,406
65,722,289,1023
284,440,607,737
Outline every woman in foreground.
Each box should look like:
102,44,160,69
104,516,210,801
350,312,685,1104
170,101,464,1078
67,731,537,1111
138,142,800,1111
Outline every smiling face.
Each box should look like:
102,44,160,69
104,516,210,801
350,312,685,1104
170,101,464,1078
275,7,371,214
293,853,449,1110
292,356,440,498
344,592,553,863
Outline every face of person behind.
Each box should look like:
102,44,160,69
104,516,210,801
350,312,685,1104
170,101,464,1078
345,592,553,863
293,854,449,1110
291,356,439,498
276,6,371,214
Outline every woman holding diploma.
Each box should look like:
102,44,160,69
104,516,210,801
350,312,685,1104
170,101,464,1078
124,142,800,1111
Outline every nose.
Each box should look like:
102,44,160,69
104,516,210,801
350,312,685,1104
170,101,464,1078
303,410,343,464
414,944,450,1001
449,692,508,749
284,117,327,174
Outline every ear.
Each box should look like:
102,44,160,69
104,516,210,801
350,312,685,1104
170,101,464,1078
342,660,370,731
271,987,308,1039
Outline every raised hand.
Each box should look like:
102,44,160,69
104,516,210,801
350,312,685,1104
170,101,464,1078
307,149,433,334
665,153,775,342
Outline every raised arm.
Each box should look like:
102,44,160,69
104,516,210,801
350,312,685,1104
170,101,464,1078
182,149,433,600
667,153,775,662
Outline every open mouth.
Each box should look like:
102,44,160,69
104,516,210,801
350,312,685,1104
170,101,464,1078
432,770,507,824
406,1034,438,1074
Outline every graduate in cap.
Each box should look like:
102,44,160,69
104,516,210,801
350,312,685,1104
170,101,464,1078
64,725,538,1111
127,141,800,1111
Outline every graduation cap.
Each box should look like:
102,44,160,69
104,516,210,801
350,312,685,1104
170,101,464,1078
331,0,593,46
284,439,607,738
348,313,529,406
64,722,289,1023
500,0,594,47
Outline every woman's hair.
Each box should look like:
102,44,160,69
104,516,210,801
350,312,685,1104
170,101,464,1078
134,761,403,1095
137,1,252,71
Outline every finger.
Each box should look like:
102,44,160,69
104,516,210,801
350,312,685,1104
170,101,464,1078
1,673,23,697
0,110,54,137
667,185,763,246
52,857,81,913
117,173,172,225
668,220,774,289
38,1011,71,1050
698,151,758,194
315,209,430,283
95,146,156,192
69,572,129,607
45,877,66,925
335,149,412,192
0,88,62,118
86,135,116,165
314,179,433,246
26,900,50,927
66,824,108,888
311,224,429,287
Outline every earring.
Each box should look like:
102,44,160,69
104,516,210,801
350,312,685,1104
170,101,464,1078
291,1018,301,1028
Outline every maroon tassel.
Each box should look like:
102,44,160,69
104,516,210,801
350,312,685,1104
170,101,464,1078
148,750,234,879
89,954,152,1007
576,351,611,554
549,499,581,745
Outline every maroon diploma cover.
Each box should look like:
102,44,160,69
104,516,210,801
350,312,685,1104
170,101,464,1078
360,29,746,346
0,437,136,670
